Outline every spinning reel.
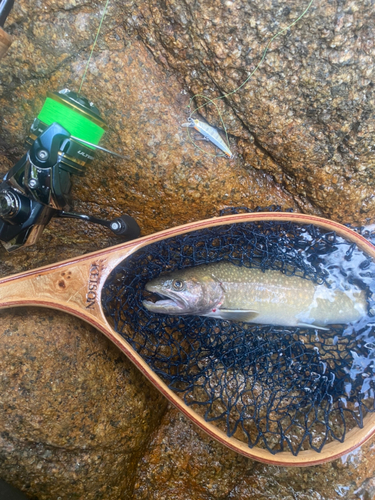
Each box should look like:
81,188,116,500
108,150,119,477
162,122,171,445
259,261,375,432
0,89,140,251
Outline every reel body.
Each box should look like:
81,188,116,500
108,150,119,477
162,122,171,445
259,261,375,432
0,89,140,251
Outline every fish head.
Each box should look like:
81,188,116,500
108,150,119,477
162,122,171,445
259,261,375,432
143,267,223,315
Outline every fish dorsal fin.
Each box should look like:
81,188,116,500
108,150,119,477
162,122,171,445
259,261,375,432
216,309,259,323
297,322,330,331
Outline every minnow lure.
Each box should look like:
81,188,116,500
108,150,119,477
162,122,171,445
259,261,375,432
181,117,233,158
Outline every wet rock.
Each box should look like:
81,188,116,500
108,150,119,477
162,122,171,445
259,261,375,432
0,0,375,498
133,407,375,500
0,1,297,246
120,0,375,224
0,308,168,500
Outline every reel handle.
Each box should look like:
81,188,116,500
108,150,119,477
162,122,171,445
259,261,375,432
57,211,141,241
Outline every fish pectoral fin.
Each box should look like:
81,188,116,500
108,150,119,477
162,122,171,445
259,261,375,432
297,322,330,331
217,309,259,323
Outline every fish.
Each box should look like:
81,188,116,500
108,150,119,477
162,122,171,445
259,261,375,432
142,261,368,329
181,117,233,158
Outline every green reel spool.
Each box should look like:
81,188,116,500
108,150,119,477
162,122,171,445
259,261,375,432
38,90,107,146
26,89,108,175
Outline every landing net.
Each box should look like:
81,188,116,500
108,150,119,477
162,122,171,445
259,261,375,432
102,213,375,455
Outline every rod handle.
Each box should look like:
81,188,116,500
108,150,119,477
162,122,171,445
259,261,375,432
0,26,12,60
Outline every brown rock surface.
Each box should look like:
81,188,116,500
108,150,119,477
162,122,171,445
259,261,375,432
119,0,375,223
134,407,375,500
0,308,168,499
1,0,375,498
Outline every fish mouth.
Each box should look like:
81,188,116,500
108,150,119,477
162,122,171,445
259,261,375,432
143,286,187,313
143,298,184,311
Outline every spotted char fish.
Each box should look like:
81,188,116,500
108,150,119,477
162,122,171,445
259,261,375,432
143,261,367,329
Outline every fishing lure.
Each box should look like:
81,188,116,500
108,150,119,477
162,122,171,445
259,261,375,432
182,117,233,158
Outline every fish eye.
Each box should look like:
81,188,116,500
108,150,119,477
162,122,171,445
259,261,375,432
172,279,185,291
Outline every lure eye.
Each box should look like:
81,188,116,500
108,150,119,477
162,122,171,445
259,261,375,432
172,280,185,291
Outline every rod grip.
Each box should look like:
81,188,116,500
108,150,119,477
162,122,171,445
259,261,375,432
0,26,12,60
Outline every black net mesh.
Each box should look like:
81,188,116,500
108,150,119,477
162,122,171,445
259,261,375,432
102,209,375,455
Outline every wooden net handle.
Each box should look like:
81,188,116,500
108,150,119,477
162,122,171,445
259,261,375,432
0,26,12,59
